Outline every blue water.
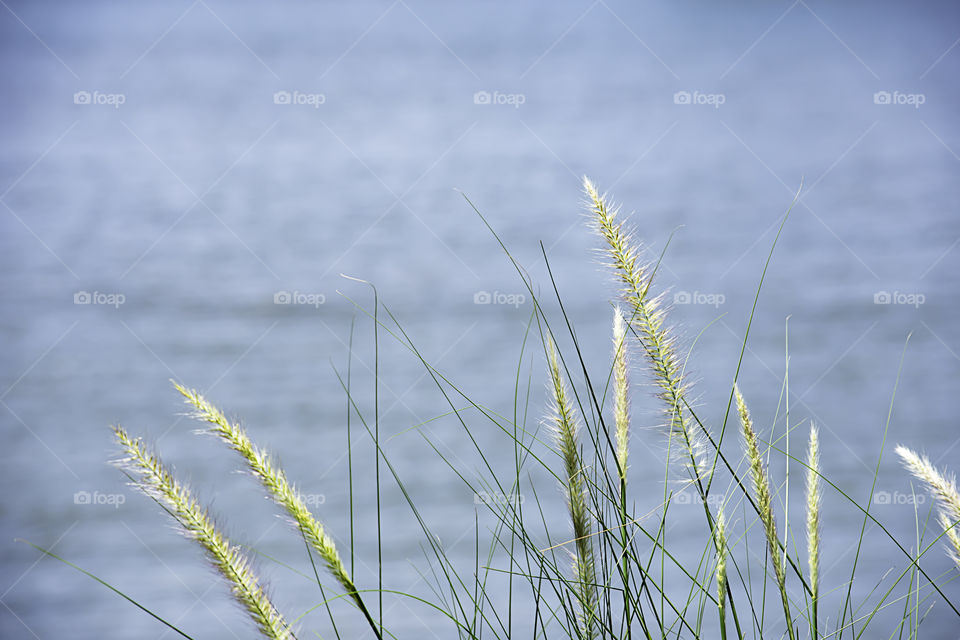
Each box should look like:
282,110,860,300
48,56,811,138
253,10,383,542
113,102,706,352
2,1,959,637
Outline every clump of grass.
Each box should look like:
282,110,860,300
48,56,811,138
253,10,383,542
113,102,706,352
895,445,960,569
40,178,960,639
113,425,292,640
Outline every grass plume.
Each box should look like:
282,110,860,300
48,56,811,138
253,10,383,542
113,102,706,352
895,445,960,570
173,383,381,637
612,306,630,484
113,425,292,640
715,507,729,640
806,423,821,634
546,338,598,640
586,177,705,482
735,385,795,640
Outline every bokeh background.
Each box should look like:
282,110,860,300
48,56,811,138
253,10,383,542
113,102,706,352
2,1,959,637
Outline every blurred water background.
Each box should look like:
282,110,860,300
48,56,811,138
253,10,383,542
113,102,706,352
2,1,959,637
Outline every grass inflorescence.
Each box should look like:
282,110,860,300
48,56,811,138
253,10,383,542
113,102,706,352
896,446,960,569
113,425,293,640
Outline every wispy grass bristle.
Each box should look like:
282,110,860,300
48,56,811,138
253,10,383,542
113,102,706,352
895,445,960,569
113,425,292,640
546,338,598,640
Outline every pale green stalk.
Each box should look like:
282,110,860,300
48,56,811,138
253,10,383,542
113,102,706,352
113,426,292,640
546,339,597,640
806,423,821,636
586,177,706,481
174,383,381,636
895,445,960,569
735,385,795,640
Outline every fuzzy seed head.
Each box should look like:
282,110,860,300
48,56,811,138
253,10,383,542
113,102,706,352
735,386,788,601
612,306,631,483
895,445,960,569
174,383,361,608
715,508,729,620
806,423,822,598
587,177,705,481
545,339,598,640
114,426,292,640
